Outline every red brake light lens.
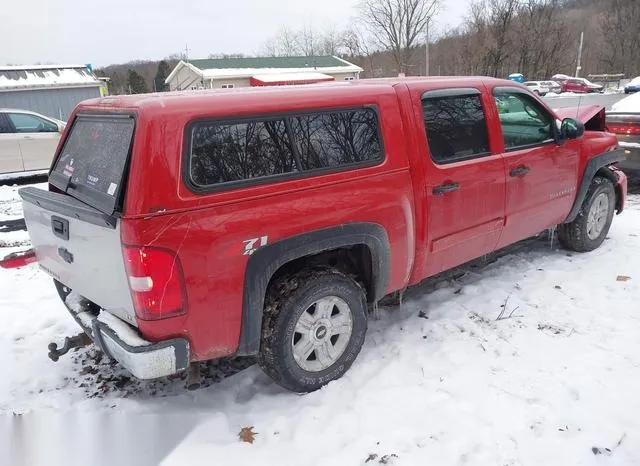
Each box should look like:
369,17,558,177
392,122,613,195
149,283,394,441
608,124,640,136
123,246,187,321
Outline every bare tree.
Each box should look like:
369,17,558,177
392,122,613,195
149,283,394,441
320,25,342,56
342,27,363,58
600,0,640,75
298,25,320,56
485,0,519,77
262,24,347,57
262,26,301,57
359,0,442,74
340,24,379,75
509,0,572,79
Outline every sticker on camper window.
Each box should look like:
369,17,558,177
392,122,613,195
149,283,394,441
62,157,75,177
107,182,118,196
87,175,99,187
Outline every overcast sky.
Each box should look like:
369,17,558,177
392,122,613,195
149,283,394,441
2,0,470,67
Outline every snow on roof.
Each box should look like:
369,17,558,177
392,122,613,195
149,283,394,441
610,91,640,113
166,57,363,84
251,72,335,83
199,66,361,80
0,65,101,91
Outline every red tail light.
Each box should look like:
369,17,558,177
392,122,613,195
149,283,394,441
123,246,187,321
0,249,37,269
608,124,640,136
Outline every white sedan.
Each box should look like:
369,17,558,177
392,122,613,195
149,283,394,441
523,81,550,96
0,109,66,177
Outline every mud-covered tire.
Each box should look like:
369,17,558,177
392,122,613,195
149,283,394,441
258,269,367,393
557,176,615,252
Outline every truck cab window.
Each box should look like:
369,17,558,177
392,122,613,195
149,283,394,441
494,91,554,150
422,93,490,164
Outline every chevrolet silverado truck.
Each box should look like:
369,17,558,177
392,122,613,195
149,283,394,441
5,77,628,393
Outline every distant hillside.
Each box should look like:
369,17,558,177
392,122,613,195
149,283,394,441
95,0,638,95
95,59,179,95
349,0,638,80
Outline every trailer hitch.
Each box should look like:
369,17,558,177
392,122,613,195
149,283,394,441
47,333,92,362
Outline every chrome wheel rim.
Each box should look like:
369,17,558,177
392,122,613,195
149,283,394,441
291,296,353,372
586,192,609,240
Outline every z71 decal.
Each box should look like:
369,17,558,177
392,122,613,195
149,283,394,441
243,236,268,255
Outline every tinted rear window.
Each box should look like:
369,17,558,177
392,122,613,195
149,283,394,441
291,111,381,170
190,119,297,186
51,115,135,214
188,108,382,190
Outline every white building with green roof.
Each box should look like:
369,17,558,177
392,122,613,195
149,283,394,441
165,56,363,91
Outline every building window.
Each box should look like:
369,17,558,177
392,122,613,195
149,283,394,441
221,84,235,89
344,77,355,81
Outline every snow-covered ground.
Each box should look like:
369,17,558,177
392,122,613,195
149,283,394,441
2,183,640,465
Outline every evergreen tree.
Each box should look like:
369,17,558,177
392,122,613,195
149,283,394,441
127,69,148,94
154,60,171,92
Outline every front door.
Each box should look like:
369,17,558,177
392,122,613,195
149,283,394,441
415,87,507,278
7,112,60,171
0,113,24,174
489,87,579,248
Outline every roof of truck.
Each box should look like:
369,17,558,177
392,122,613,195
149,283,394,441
75,76,518,114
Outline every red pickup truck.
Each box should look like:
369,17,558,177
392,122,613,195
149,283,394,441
9,77,627,393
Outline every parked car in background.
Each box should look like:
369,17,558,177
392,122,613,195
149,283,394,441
562,78,604,94
624,77,640,94
541,80,563,94
606,92,640,176
0,109,65,177
508,73,525,83
7,77,627,393
550,74,572,89
524,81,550,96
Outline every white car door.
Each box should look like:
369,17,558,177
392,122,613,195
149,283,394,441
0,113,24,175
7,112,61,171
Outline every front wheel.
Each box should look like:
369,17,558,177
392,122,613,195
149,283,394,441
557,176,615,252
258,269,368,393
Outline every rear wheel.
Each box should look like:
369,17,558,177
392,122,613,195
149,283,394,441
258,269,367,393
557,176,615,252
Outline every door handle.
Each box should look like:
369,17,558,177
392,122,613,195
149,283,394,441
51,216,69,240
432,182,460,195
510,166,530,177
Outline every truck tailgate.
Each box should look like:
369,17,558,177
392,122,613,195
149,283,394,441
20,186,137,326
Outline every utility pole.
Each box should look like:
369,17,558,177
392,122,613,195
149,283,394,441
575,31,584,77
425,20,430,76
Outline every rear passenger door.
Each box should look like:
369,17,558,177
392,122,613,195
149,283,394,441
417,88,507,277
0,113,24,174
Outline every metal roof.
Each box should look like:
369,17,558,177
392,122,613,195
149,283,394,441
188,56,350,70
0,65,102,91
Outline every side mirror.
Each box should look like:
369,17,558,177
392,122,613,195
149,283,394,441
560,117,585,140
